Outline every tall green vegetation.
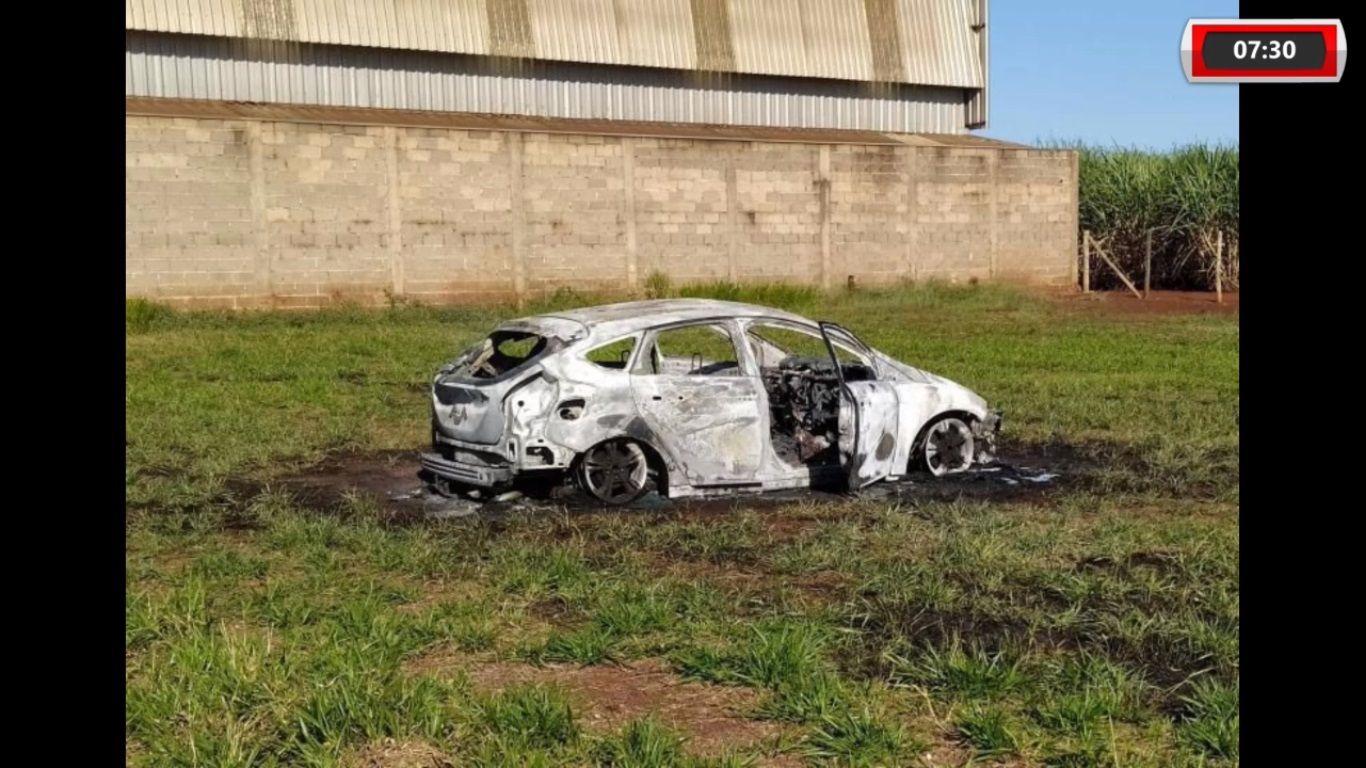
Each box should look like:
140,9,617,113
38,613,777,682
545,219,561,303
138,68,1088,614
1058,143,1239,291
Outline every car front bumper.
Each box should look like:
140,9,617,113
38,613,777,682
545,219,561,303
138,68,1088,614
974,409,1003,463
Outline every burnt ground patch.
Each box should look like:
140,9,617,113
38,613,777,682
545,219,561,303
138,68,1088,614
528,594,582,628
840,577,1235,697
223,441,1098,524
276,450,422,509
130,430,1150,525
1075,550,1184,574
837,599,1067,682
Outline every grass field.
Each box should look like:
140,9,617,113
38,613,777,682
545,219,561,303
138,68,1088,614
126,284,1239,767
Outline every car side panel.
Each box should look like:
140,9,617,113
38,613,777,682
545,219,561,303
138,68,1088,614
541,353,638,454
630,374,766,485
889,380,991,473
889,381,947,474
536,344,696,489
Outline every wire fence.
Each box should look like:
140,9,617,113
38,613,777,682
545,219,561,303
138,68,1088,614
1053,142,1239,294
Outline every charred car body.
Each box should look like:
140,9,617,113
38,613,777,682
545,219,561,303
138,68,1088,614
421,299,1001,504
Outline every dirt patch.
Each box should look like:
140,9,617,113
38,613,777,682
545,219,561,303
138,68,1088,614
792,569,851,599
421,655,786,757
918,731,975,767
342,739,451,768
395,579,486,615
1057,289,1238,315
402,646,489,679
528,595,580,627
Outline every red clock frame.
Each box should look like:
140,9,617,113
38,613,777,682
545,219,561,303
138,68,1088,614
1182,19,1347,83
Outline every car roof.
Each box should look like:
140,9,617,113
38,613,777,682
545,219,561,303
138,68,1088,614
517,298,817,340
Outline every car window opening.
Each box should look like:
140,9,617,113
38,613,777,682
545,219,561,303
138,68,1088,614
747,324,874,468
446,330,560,382
644,324,743,376
585,336,638,370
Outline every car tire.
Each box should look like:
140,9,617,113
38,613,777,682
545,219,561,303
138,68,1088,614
922,416,975,476
576,439,651,505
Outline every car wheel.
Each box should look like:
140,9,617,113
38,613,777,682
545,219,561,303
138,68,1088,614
923,417,975,476
577,439,650,505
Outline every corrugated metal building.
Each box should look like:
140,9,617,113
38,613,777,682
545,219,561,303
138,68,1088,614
126,0,989,133
125,1,1080,310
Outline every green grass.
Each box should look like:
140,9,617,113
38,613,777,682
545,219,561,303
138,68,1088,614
592,718,684,767
805,707,911,766
1177,678,1239,761
474,685,581,750
955,705,1026,758
126,283,1238,766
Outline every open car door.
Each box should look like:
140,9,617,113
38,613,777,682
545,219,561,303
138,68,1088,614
818,322,901,490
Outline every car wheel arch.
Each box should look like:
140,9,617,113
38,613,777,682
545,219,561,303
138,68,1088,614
909,410,981,469
573,434,673,496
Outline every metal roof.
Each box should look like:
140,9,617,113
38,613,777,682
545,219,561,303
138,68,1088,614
528,299,815,340
126,28,975,133
124,0,986,89
125,97,901,144
126,96,1026,148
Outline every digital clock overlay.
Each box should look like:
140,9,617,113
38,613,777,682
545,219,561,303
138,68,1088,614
1182,19,1347,83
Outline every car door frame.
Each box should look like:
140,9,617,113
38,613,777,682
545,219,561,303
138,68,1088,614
629,317,769,488
817,321,900,490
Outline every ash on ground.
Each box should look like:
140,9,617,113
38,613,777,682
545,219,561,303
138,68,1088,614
372,454,1068,521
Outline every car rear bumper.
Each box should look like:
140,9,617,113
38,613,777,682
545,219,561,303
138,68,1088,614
420,452,515,488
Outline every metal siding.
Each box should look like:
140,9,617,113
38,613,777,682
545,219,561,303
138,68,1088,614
895,0,982,88
125,0,987,91
126,31,967,133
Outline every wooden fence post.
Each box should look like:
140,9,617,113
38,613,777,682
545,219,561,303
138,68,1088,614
1082,230,1091,293
1214,229,1224,304
1091,235,1143,299
1144,230,1152,299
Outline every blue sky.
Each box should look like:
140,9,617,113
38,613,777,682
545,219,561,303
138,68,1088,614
982,1,1239,148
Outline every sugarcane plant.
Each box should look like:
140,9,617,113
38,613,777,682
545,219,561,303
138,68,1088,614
1058,142,1238,292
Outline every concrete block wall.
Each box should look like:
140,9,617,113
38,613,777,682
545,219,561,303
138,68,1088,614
398,127,515,303
734,142,823,284
633,138,735,284
126,114,1078,309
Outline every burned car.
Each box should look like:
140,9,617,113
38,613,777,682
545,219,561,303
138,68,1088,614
421,299,1001,505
